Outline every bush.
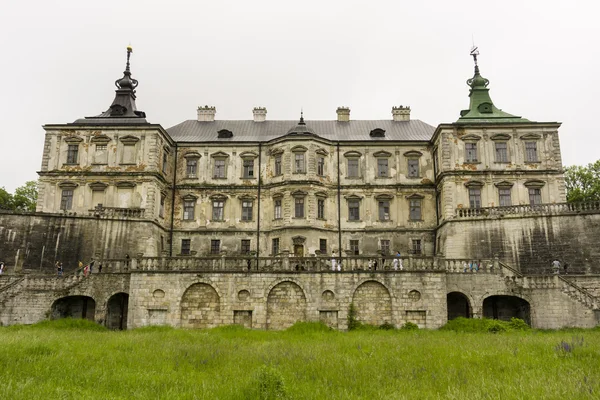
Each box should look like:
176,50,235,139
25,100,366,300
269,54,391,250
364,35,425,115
245,365,288,400
441,317,519,333
28,318,107,331
379,322,396,330
401,322,419,331
347,303,362,331
486,320,509,333
508,317,531,331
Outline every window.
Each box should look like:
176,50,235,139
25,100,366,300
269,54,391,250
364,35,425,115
348,200,360,221
294,198,304,218
469,188,481,209
183,200,195,220
272,238,280,255
319,239,327,255
94,144,108,164
274,155,282,176
295,153,305,173
525,142,538,162
66,145,79,164
349,240,359,255
212,200,224,221
243,159,254,178
159,195,165,218
498,188,511,207
411,239,422,255
274,199,282,219
317,156,325,176
378,201,390,221
347,158,359,178
241,200,253,221
465,143,478,163
241,239,251,254
409,199,422,220
317,199,325,219
529,188,542,205
213,159,226,178
380,240,390,255
186,158,198,178
162,152,168,174
181,239,191,255
495,142,508,162
408,159,419,178
377,158,388,177
60,189,73,210
210,239,221,254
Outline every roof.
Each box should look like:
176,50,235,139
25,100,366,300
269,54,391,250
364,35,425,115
167,119,436,143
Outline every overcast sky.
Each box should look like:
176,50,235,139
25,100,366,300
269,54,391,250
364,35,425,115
0,0,598,192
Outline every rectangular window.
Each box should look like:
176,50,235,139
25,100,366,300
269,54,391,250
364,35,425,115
495,142,508,162
412,239,422,255
241,239,251,254
213,159,226,178
317,199,325,219
274,199,282,219
377,158,388,177
183,200,195,220
294,198,304,218
66,145,79,164
181,239,191,255
319,239,327,255
349,240,359,255
529,188,542,205
469,188,481,209
243,159,254,178
241,200,253,221
525,142,538,162
210,239,221,254
186,159,198,178
408,159,419,178
347,159,359,178
380,239,390,255
378,201,390,221
162,152,168,174
498,188,512,207
295,153,305,173
348,200,360,221
465,143,478,163
409,199,422,220
272,238,280,255
60,189,73,210
94,144,108,164
274,156,282,176
212,200,224,221
159,195,165,218
317,157,325,176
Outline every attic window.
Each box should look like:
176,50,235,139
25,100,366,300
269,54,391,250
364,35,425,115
370,128,386,138
217,129,233,138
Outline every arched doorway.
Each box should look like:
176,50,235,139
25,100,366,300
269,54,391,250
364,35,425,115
483,295,531,325
51,296,96,321
106,293,129,330
180,283,220,329
352,281,392,326
447,292,472,320
266,281,307,330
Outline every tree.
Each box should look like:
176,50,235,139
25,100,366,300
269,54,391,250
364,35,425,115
564,160,600,203
12,181,38,212
0,187,13,210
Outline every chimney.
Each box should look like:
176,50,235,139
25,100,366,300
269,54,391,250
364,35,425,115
336,106,350,122
197,105,216,122
392,106,410,121
253,107,267,122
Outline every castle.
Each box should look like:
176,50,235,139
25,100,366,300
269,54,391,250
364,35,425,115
1,47,599,330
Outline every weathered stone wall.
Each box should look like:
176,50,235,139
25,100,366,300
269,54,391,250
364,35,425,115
438,213,600,274
0,212,167,273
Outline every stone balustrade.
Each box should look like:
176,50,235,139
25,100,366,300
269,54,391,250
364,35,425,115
87,207,146,219
455,201,600,219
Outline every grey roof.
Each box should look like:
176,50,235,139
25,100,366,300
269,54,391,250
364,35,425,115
71,117,149,125
167,119,435,143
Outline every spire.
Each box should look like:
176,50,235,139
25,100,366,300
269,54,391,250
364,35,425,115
457,47,529,123
287,110,314,135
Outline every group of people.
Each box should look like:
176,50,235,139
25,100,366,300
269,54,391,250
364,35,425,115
552,259,569,275
54,258,103,277
330,251,404,272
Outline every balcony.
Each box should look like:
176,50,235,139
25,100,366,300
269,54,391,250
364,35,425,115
455,201,600,219
88,205,146,219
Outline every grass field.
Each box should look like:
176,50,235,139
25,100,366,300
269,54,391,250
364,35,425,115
0,319,599,399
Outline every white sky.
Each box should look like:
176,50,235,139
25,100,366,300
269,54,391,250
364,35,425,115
0,0,598,192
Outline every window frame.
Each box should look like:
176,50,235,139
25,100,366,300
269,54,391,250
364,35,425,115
317,198,325,219
465,142,479,163
274,198,282,219
272,238,280,256
348,199,360,221
294,152,306,174
407,158,420,178
349,239,360,255
274,155,282,176
60,189,74,210
377,158,389,178
183,199,196,220
294,197,305,218
317,156,325,176
411,239,422,255
525,141,538,163
212,199,225,221
241,199,254,221
409,198,422,221
241,239,251,255
242,159,255,179
495,142,509,163
210,239,221,255
66,144,79,164
498,188,512,207
186,158,198,178
181,239,191,255
319,239,327,255
380,239,390,255
378,200,390,221
528,188,542,205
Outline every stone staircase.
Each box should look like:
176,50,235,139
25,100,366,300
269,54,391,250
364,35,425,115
0,273,89,307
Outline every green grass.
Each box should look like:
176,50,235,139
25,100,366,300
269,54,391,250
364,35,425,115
0,319,599,399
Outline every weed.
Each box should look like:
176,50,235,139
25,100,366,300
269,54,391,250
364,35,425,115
347,303,362,331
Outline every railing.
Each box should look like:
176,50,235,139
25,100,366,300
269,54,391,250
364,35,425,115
87,207,146,218
558,276,599,309
455,201,600,219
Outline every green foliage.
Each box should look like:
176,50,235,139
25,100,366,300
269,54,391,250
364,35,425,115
12,180,38,212
247,365,288,400
285,321,332,334
564,161,600,203
401,321,419,331
22,318,107,331
509,317,531,331
440,317,530,333
378,322,396,330
347,303,362,331
0,186,13,210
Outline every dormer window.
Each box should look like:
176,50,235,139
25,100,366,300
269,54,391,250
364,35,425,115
370,128,386,138
217,129,233,139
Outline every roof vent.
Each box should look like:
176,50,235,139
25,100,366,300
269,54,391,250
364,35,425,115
370,128,386,137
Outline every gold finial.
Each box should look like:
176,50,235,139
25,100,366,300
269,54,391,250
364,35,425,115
127,45,133,53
